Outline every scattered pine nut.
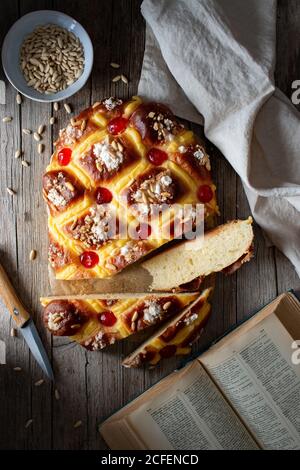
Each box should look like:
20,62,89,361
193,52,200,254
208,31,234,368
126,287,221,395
22,128,32,135
54,389,60,400
10,328,17,337
49,116,55,125
25,419,33,429
38,143,44,154
110,62,120,68
13,367,22,371
70,117,76,126
38,124,45,134
2,116,12,123
64,103,72,114
121,74,128,84
33,132,41,141
21,160,30,167
80,119,87,131
6,187,16,196
54,102,59,111
112,75,121,83
16,93,22,105
73,420,82,429
34,379,44,387
29,249,37,261
14,149,21,159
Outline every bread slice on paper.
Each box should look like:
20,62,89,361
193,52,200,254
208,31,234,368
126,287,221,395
122,288,213,368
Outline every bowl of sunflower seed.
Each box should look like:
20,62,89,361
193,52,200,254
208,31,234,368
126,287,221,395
1,10,93,102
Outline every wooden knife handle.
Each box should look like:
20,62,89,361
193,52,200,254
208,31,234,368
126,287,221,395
0,263,30,328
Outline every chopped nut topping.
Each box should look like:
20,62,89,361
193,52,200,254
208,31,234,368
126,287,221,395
71,205,115,249
193,145,211,170
143,300,163,325
59,123,83,145
131,170,175,217
102,97,123,111
47,311,65,331
85,331,106,350
184,313,198,326
93,136,124,173
147,111,180,141
48,242,66,267
46,172,73,208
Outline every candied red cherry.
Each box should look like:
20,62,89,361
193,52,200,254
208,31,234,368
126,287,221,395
58,148,72,166
99,310,117,327
80,251,99,268
107,117,128,135
95,187,113,204
136,223,152,240
197,184,213,203
160,344,177,358
147,148,168,166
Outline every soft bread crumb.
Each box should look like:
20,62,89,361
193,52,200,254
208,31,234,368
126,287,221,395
143,218,254,290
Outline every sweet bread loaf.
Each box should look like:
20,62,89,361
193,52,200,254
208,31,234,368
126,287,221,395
41,292,199,350
122,288,212,367
43,96,218,280
141,217,254,291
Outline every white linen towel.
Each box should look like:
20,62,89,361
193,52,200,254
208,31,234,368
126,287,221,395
138,0,300,277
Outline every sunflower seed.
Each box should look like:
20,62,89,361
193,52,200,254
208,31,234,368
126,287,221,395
22,128,32,135
110,62,120,68
121,74,128,84
34,379,44,387
112,75,121,83
33,132,41,141
54,389,60,400
29,249,37,261
6,187,16,196
163,301,172,310
49,116,55,125
2,116,12,123
25,419,33,429
73,420,82,428
21,160,30,167
54,102,59,111
38,143,44,154
16,93,22,104
10,328,17,337
64,103,72,114
38,124,45,134
14,149,22,159
13,367,22,371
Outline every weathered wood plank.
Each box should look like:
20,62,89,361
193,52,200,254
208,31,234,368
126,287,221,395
0,0,33,450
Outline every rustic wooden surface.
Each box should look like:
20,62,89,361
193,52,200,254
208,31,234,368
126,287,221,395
0,0,299,450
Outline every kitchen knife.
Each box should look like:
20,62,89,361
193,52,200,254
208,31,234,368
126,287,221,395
0,263,54,380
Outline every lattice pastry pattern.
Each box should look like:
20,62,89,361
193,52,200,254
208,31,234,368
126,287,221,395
41,292,199,350
43,96,219,279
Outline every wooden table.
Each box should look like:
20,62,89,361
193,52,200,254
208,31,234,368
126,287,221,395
0,0,299,450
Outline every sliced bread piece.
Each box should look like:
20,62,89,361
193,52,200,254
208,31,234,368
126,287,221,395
141,217,254,291
41,292,199,350
122,288,213,368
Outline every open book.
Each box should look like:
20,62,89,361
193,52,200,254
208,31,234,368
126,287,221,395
100,292,300,450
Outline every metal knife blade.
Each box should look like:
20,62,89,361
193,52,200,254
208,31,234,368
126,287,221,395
20,319,54,381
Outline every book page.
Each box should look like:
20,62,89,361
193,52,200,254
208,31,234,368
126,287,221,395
201,312,300,450
126,361,258,450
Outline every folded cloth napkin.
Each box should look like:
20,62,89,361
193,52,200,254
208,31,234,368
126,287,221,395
139,0,300,277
